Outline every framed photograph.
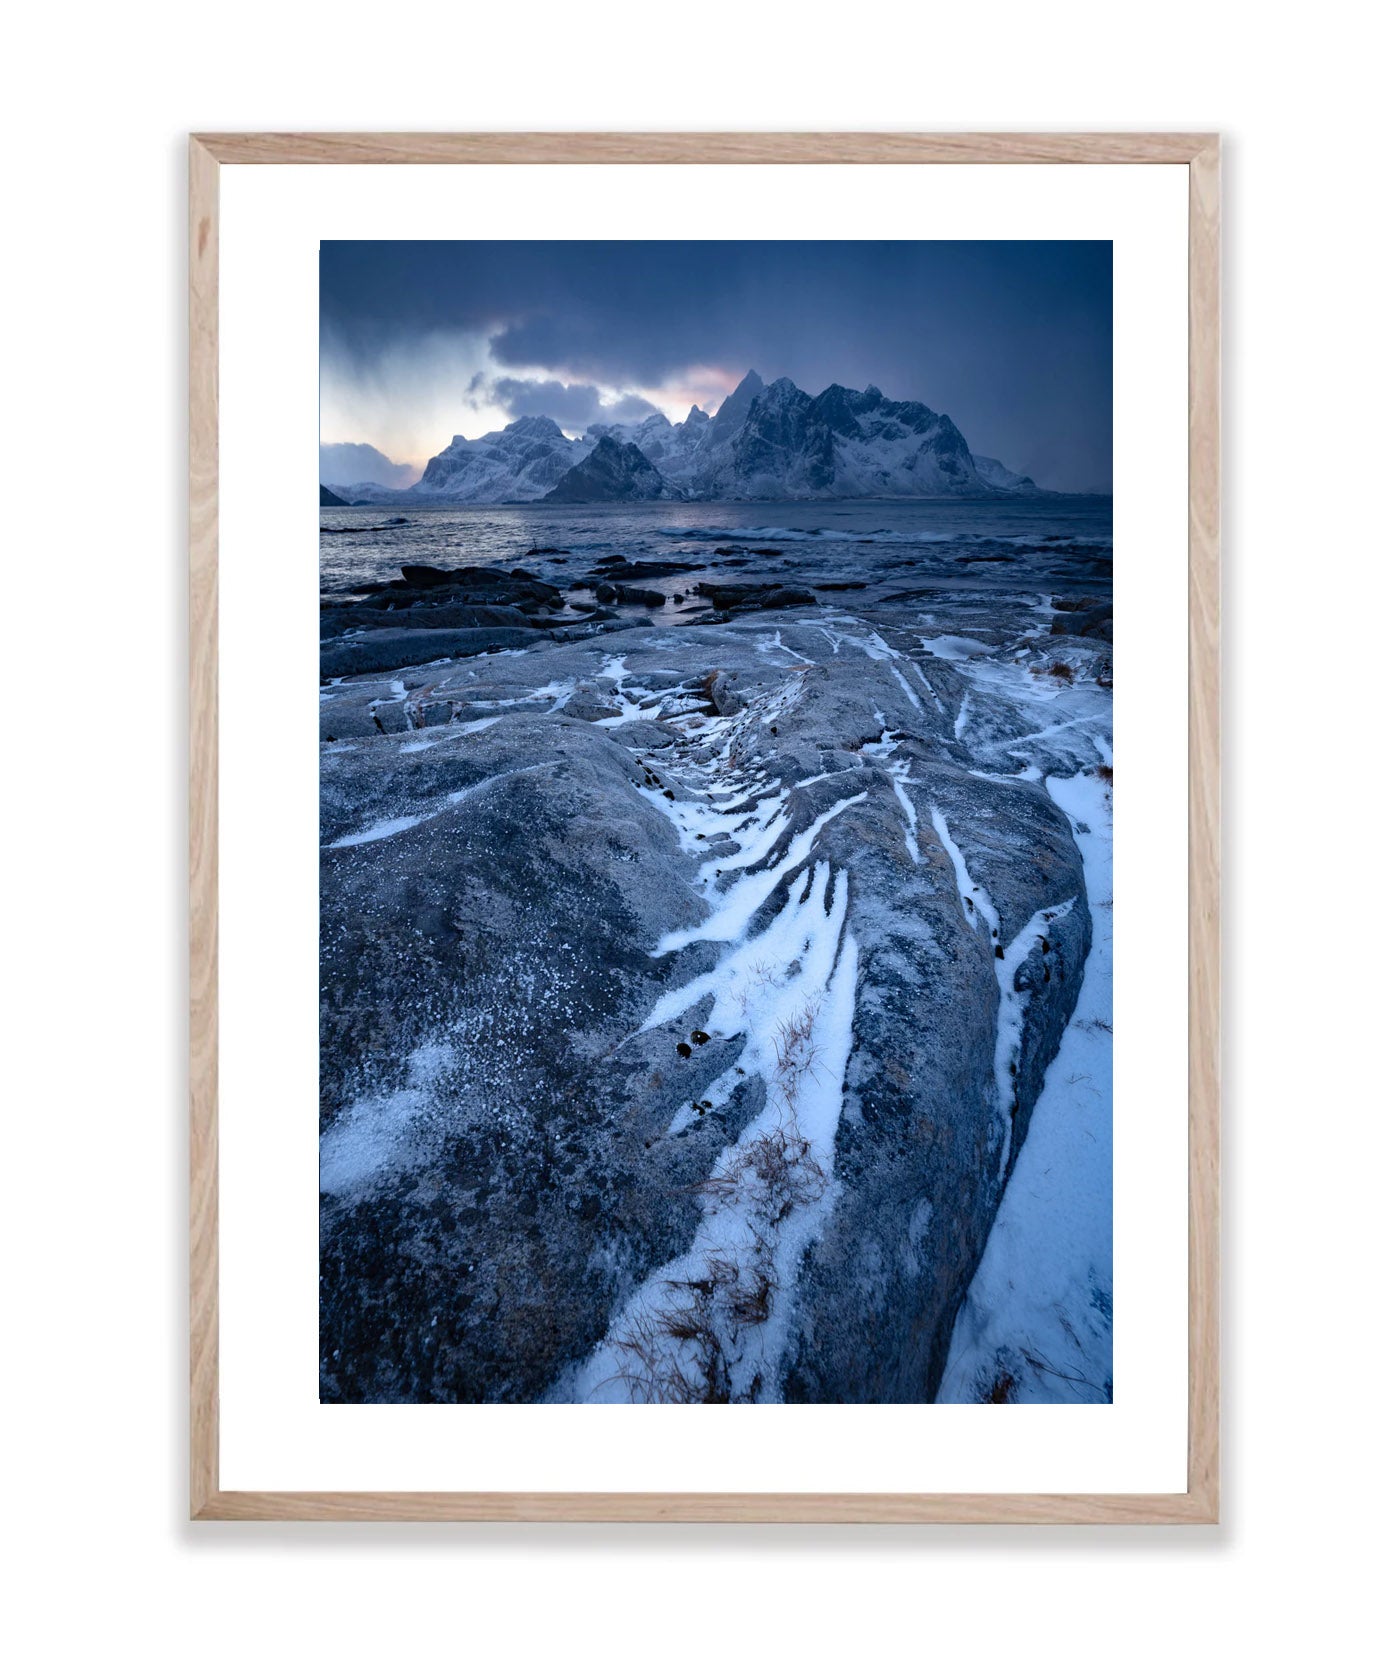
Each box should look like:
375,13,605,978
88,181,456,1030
190,131,1219,1521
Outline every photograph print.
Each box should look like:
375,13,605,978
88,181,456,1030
317,239,1113,1406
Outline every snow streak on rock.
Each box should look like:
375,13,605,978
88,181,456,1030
320,1039,455,1196
398,715,501,754
927,796,1075,1180
325,761,556,849
889,762,921,864
926,799,998,934
859,631,926,713
579,863,859,1404
989,896,1077,1180
652,792,868,956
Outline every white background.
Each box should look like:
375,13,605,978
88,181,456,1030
6,2,1393,1676
219,161,1184,1493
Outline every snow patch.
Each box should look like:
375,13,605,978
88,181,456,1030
938,770,1112,1404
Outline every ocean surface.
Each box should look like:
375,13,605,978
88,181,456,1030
320,496,1112,606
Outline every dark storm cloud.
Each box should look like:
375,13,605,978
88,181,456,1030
322,241,1112,490
468,374,660,432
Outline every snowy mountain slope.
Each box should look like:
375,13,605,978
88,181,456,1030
972,453,1036,491
712,377,989,498
413,414,590,502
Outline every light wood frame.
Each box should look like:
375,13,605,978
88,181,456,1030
190,131,1220,1523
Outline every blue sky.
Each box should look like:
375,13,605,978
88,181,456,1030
321,241,1112,492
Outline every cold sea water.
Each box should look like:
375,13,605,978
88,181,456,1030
320,495,1112,609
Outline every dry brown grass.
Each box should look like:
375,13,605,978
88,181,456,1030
601,1302,732,1404
729,1267,776,1326
602,1114,831,1402
597,1235,784,1403
691,1120,827,1223
982,1368,1018,1403
771,1004,829,1117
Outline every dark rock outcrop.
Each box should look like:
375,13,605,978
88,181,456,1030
694,581,817,612
1051,595,1114,643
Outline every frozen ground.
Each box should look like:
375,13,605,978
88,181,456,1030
317,503,1113,1403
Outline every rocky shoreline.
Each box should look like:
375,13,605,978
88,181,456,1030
319,536,1113,1403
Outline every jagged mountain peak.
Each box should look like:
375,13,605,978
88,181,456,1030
541,432,668,503
502,414,567,440
708,368,766,436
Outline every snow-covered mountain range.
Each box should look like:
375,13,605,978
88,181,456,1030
324,371,1040,504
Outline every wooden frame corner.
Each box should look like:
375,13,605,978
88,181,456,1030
189,131,1221,1525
